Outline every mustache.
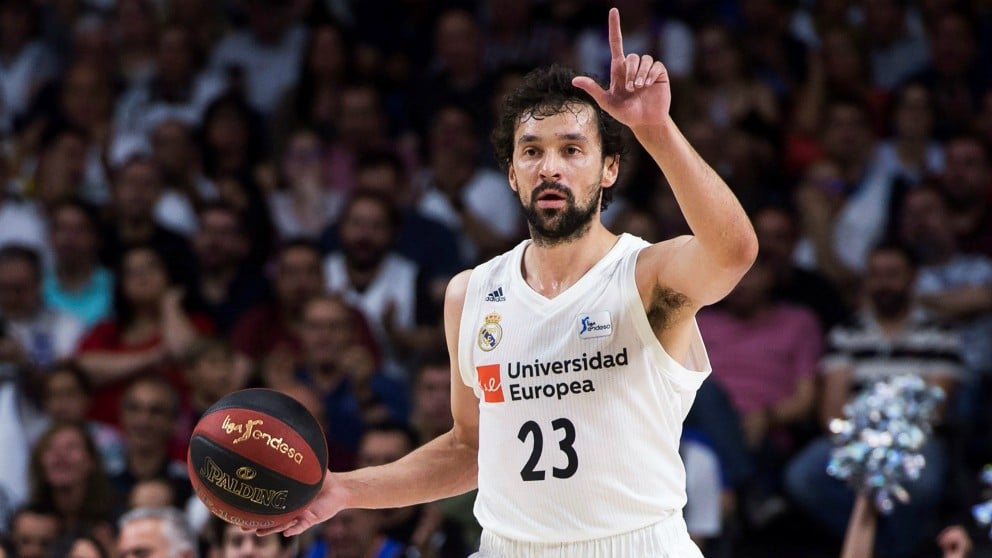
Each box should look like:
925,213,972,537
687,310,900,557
531,181,574,203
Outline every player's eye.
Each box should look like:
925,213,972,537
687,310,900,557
565,146,581,155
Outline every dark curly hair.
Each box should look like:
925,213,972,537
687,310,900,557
491,65,625,210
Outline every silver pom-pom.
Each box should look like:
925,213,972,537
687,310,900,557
826,375,944,514
973,465,992,538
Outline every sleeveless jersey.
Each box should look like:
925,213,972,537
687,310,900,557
458,234,712,543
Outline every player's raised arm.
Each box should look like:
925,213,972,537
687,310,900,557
573,8,758,308
257,271,480,537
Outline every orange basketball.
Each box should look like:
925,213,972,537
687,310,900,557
187,388,328,528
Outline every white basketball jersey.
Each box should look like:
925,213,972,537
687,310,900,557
458,234,712,543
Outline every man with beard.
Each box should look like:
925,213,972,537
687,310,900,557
323,191,441,379
784,242,962,558
252,9,757,557
189,202,268,335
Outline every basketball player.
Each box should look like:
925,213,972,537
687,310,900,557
257,9,757,556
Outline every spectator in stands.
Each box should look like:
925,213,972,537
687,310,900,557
229,240,323,362
15,126,90,230
0,245,85,370
304,508,404,558
938,134,992,258
356,422,470,558
689,22,779,131
753,204,849,331
117,507,197,558
198,93,268,189
110,377,190,505
738,0,809,98
48,532,109,558
680,431,724,550
181,338,247,424
575,0,693,80
294,295,405,470
161,0,227,60
862,0,930,91
209,0,307,116
411,353,454,445
43,200,113,327
41,362,126,475
325,192,441,374
149,118,217,233
0,154,46,255
407,352,481,548
54,61,117,204
209,514,295,558
791,25,888,144
269,129,344,240
27,422,116,547
110,0,158,85
697,257,822,526
189,202,268,335
76,244,211,426
911,11,990,138
99,156,196,285
482,0,568,72
0,0,58,135
415,104,523,264
271,22,355,152
785,242,961,558
409,8,497,136
899,185,992,421
324,83,396,198
113,25,227,148
7,505,59,558
697,258,821,451
127,478,178,511
875,82,944,190
342,149,463,304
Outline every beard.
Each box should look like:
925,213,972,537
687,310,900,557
870,289,911,319
520,180,600,247
343,240,385,272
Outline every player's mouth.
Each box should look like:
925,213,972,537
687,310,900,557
535,190,569,209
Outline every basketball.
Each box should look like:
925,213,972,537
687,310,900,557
187,388,328,528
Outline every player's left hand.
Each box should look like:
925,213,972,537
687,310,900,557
572,8,671,132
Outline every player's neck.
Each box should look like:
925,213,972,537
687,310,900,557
523,225,618,298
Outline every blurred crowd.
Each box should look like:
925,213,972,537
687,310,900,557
0,0,991,557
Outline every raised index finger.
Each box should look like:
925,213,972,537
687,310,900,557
608,8,623,60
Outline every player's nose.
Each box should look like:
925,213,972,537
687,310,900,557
538,152,563,181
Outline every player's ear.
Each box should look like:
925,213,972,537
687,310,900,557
508,166,518,192
601,155,619,187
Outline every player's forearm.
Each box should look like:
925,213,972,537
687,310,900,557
338,429,478,510
633,117,758,269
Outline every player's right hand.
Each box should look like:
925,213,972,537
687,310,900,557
253,472,348,537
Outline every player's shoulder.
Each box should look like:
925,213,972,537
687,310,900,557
445,269,474,303
634,235,693,268
443,269,475,320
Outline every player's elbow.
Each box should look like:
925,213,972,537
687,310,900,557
709,232,758,275
733,228,760,269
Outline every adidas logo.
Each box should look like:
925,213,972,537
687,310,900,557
484,287,506,302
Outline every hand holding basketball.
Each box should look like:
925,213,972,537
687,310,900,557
187,389,329,529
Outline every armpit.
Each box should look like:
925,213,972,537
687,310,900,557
645,284,690,332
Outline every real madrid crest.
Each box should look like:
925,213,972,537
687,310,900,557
478,311,502,351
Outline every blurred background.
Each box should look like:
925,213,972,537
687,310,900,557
0,0,991,557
